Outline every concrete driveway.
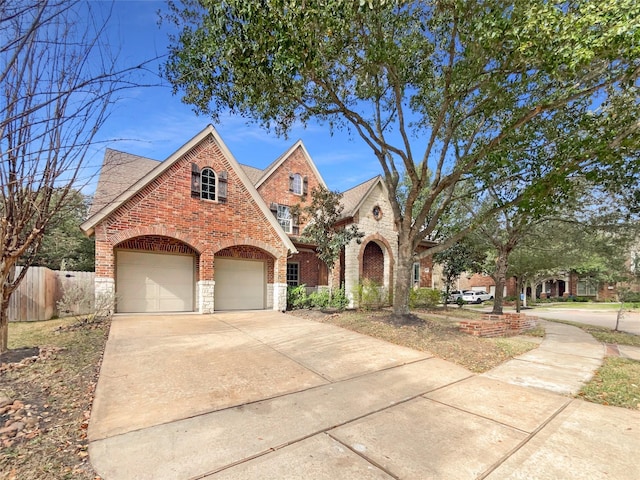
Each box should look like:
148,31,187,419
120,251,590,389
89,311,640,479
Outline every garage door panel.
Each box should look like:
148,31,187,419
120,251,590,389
116,251,194,313
215,258,265,311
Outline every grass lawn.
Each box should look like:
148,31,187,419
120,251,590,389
1,316,109,480
579,358,640,409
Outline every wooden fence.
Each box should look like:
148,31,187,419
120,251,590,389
7,267,95,322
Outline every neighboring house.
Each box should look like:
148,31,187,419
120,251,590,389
457,272,617,300
81,125,433,314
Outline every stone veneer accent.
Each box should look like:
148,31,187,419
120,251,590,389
94,277,115,315
272,283,287,311
459,313,538,338
344,182,398,308
198,280,215,313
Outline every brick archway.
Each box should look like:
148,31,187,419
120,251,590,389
362,242,384,283
358,234,394,289
213,238,282,259
108,225,204,253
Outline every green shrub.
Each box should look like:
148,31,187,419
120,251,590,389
409,288,442,309
287,284,309,310
308,289,330,309
329,286,349,310
288,284,349,310
353,279,388,310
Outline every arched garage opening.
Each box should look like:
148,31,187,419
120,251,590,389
114,236,198,313
214,245,275,311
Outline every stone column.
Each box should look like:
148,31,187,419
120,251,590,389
198,281,215,313
95,277,115,315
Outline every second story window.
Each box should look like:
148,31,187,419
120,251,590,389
277,204,292,233
201,168,216,201
290,173,302,195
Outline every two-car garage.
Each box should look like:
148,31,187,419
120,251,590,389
115,250,266,313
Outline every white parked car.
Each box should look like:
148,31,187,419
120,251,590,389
461,290,494,304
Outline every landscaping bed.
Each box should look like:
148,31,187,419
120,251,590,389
0,317,109,480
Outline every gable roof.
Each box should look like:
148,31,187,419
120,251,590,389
339,175,383,219
89,149,159,216
254,140,328,189
81,125,297,253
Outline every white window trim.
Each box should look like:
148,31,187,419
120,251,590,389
291,173,303,195
277,205,292,233
201,167,217,201
577,278,597,296
412,262,420,288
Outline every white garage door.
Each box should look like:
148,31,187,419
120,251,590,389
214,258,265,310
116,251,194,313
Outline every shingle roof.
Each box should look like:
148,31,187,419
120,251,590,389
339,176,381,219
89,148,159,215
240,164,264,185
82,125,298,252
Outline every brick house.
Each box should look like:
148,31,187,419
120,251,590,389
457,272,617,301
81,125,433,313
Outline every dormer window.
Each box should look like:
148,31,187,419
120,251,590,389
201,168,216,201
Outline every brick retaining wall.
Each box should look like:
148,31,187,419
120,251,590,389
459,313,538,338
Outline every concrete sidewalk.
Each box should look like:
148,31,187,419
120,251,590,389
483,320,605,395
88,312,640,479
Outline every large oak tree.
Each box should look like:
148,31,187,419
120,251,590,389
165,0,640,316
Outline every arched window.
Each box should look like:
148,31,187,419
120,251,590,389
201,168,216,201
290,173,302,195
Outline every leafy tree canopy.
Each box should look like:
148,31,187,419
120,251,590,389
30,190,95,271
165,0,640,314
294,186,363,273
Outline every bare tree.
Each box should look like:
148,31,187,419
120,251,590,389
0,0,144,352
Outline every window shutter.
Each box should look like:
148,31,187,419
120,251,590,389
270,202,278,215
218,170,228,202
191,163,200,197
289,173,294,191
302,176,308,195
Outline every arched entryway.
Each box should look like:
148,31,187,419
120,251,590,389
362,242,384,284
114,235,198,313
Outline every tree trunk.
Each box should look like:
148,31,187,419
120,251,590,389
515,276,523,313
0,298,8,353
393,240,414,317
1,267,14,353
528,280,536,306
491,249,509,314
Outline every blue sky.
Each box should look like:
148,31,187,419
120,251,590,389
86,0,383,194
